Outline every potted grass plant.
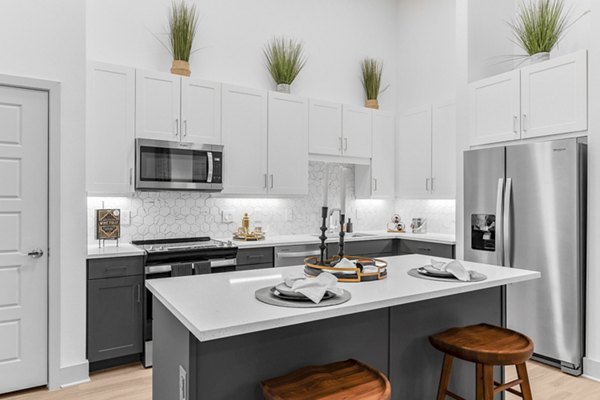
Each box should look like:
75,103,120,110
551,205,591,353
264,37,307,93
508,0,571,65
361,58,383,109
167,1,199,76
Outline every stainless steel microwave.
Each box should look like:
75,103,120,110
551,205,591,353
135,139,223,191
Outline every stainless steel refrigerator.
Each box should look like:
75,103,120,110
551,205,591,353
464,137,586,375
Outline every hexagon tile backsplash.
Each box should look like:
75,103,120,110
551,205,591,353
87,162,456,243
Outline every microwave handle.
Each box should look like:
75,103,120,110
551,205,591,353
207,152,214,183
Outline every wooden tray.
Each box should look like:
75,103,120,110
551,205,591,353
233,232,265,241
387,229,406,233
304,255,388,283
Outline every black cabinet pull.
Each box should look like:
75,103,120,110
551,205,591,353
418,248,432,252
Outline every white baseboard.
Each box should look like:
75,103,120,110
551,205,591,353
583,357,600,381
58,361,90,389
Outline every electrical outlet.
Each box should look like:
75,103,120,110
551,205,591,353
285,208,293,222
179,365,187,400
221,209,234,223
121,210,131,226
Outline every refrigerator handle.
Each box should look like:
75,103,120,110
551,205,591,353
503,178,512,268
496,178,505,266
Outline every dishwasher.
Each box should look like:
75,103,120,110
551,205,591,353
274,244,321,267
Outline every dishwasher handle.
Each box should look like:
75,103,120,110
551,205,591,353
276,250,321,259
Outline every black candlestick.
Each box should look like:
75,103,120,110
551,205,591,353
319,206,328,265
338,213,346,258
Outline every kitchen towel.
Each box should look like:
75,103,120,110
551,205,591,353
430,259,470,281
282,271,344,303
171,263,193,277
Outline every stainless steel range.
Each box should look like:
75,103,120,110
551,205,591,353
132,236,238,367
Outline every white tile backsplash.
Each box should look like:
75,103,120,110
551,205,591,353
87,162,456,243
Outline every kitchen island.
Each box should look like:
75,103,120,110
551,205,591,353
146,254,539,399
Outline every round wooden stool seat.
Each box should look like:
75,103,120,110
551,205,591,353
429,323,534,365
261,359,391,400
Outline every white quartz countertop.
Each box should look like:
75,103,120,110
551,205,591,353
219,230,456,248
146,254,539,342
87,244,145,259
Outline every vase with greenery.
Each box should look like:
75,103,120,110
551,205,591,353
361,58,383,109
508,0,571,64
264,37,307,93
167,1,199,77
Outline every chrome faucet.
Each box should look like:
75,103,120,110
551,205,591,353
328,208,342,233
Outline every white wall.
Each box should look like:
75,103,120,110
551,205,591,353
396,0,456,111
0,0,88,388
87,0,398,110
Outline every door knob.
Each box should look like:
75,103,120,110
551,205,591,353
27,249,44,258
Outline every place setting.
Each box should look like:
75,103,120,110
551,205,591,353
408,258,487,283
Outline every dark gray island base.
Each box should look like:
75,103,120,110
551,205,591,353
153,288,503,400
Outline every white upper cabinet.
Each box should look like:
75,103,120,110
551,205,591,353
356,110,396,199
135,70,181,141
342,104,373,158
268,92,309,196
87,61,135,195
221,85,268,195
396,106,432,198
469,70,521,146
308,99,342,156
469,50,588,146
180,78,222,145
520,50,587,139
431,100,456,199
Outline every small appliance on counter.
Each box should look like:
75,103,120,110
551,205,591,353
410,218,427,234
386,214,405,233
233,213,265,241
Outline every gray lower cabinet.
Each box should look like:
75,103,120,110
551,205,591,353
397,239,455,258
328,239,395,258
87,256,144,366
237,247,274,270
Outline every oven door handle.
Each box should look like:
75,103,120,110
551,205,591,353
210,259,237,269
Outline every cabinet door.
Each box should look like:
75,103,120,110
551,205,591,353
371,110,396,198
308,99,342,156
86,61,135,195
267,92,309,196
342,104,372,158
181,78,222,145
135,70,181,141
469,70,521,145
396,106,432,198
521,50,587,139
431,100,456,199
221,85,268,195
87,275,143,363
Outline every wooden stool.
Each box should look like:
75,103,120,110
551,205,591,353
261,359,391,400
429,323,534,400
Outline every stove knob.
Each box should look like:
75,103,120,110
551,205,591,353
227,240,233,247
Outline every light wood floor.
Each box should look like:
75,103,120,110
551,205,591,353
1,361,599,399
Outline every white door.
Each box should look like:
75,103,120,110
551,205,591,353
371,110,395,198
181,78,222,145
308,99,342,156
87,61,135,195
135,70,181,141
221,85,268,195
0,86,48,393
521,50,587,139
396,106,432,198
268,92,309,196
342,105,372,158
431,100,456,199
469,70,521,146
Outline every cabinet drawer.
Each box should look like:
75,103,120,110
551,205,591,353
88,256,144,280
398,240,454,258
328,240,394,258
236,262,273,272
237,247,274,266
